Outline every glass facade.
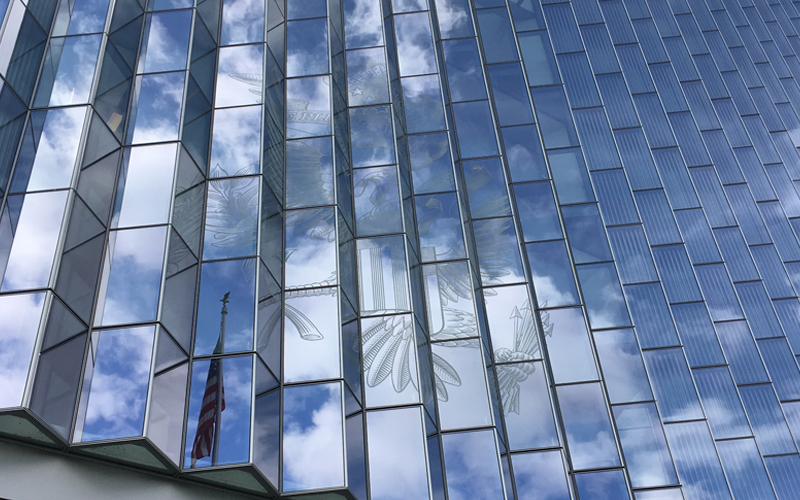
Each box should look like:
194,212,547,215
4,0,800,497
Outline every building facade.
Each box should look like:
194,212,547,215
2,0,800,497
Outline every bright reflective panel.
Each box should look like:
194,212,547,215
54,0,110,34
367,408,430,500
415,192,466,262
284,287,341,382
283,382,345,491
287,76,331,139
500,361,559,450
343,0,383,48
147,362,187,464
423,261,479,340
402,75,446,134
543,307,598,383
513,182,562,242
184,355,252,467
409,132,455,194
357,236,410,314
1,191,69,291
346,48,389,106
484,284,540,361
0,292,45,407
432,341,493,430
350,105,395,167
285,208,337,289
441,430,504,499
593,329,653,404
210,106,262,176
115,144,177,228
463,158,510,219
525,240,579,307
556,382,620,469
574,470,630,500
286,137,334,209
354,166,402,236
286,18,328,77
35,35,101,106
362,315,420,407
215,45,263,108
614,403,678,488
203,175,259,260
395,13,436,76
194,259,256,355
221,0,264,44
96,227,167,326
78,326,155,441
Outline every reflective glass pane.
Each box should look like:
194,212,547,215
402,75,446,134
357,236,410,313
562,204,612,264
0,292,45,407
544,307,597,383
500,361,559,450
346,47,389,106
484,285,539,361
350,105,395,168
452,101,499,159
287,76,332,138
502,125,548,182
286,18,328,77
184,355,252,467
526,240,579,307
147,362,187,464
115,144,177,228
548,148,594,204
423,261,479,340
140,11,191,73
286,137,335,209
96,227,167,326
432,341,493,430
221,0,264,44
511,451,570,500
442,39,487,102
556,382,621,469
203,175,258,260
35,35,101,106
285,208,336,288
283,382,345,491
194,259,256,355
395,13,436,76
577,263,631,329
415,192,466,261
215,45,263,108
284,287,341,382
79,326,155,441
441,430,505,499
614,403,678,488
354,166,402,236
513,182,561,242
367,407,430,500
210,106,261,176
463,158,510,219
574,470,630,500
664,421,732,500
409,132,455,194
130,72,185,144
362,315,420,406
593,329,653,404
473,217,525,285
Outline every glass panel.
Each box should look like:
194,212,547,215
544,307,598,383
500,361,559,450
614,403,678,488
452,101,499,159
0,292,45,407
562,204,612,264
593,329,653,404
577,263,631,329
30,333,86,438
441,430,504,499
2,191,68,291
415,192,466,261
463,158,510,219
548,148,593,204
432,341,493,430
511,451,570,500
140,11,191,73
487,64,534,126
409,133,455,194
473,217,525,286
394,12,436,76
96,227,167,326
286,18,328,77
287,76,331,139
484,285,539,361
343,0,383,48
253,389,280,485
513,182,561,242
442,39,487,102
642,349,704,422
194,259,256,355
285,137,334,209
423,261,479,340
215,45,263,108
347,47,389,106
367,408,430,499
147,362,187,464
78,326,155,441
35,36,101,106
221,0,264,44
203,175,259,260
525,240,579,307
282,382,345,491
402,75,446,134
357,236,410,314
184,355,252,467
285,207,336,289
129,72,185,144
716,439,777,500
115,144,177,228
664,421,732,500
350,106,395,168
210,106,262,176
362,314,420,406
353,166,402,236
502,125,548,182
284,287,341,382
557,382,621,469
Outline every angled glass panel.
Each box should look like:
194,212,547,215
194,259,256,355
357,236,410,314
432,341,493,430
487,64,534,126
500,361,558,450
765,455,800,500
593,329,653,404
129,72,185,144
423,261,479,341
30,333,86,438
716,439,777,500
210,106,262,176
367,407,430,499
353,166,402,236
286,18,328,77
285,137,335,209
184,355,252,467
544,307,597,383
55,0,110,35
415,192,466,261
463,158,510,219
402,75,446,134
408,132,455,194
562,204,612,264
441,430,504,499
203,175,259,260
643,349,704,422
115,144,177,228
140,11,192,73
525,240,579,307
473,217,525,286
548,148,593,204
1,191,69,291
350,105,395,168
574,470,630,500
513,182,561,243
96,227,167,326
484,285,539,361
511,451,570,500
664,421,732,500
34,35,101,107
78,326,155,441
739,384,797,455
716,321,769,385
502,125,548,182
614,403,678,488
346,47,389,106
0,292,45,407
12,107,86,192
284,287,341,382
215,45,263,108
282,382,344,491
692,367,751,439
476,8,518,64
221,0,264,44
285,207,336,289
577,263,631,329
343,0,383,48
557,382,621,470
452,101,499,159
442,38,487,102
394,12,436,76
147,362,188,465
361,315,420,407
287,76,331,139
